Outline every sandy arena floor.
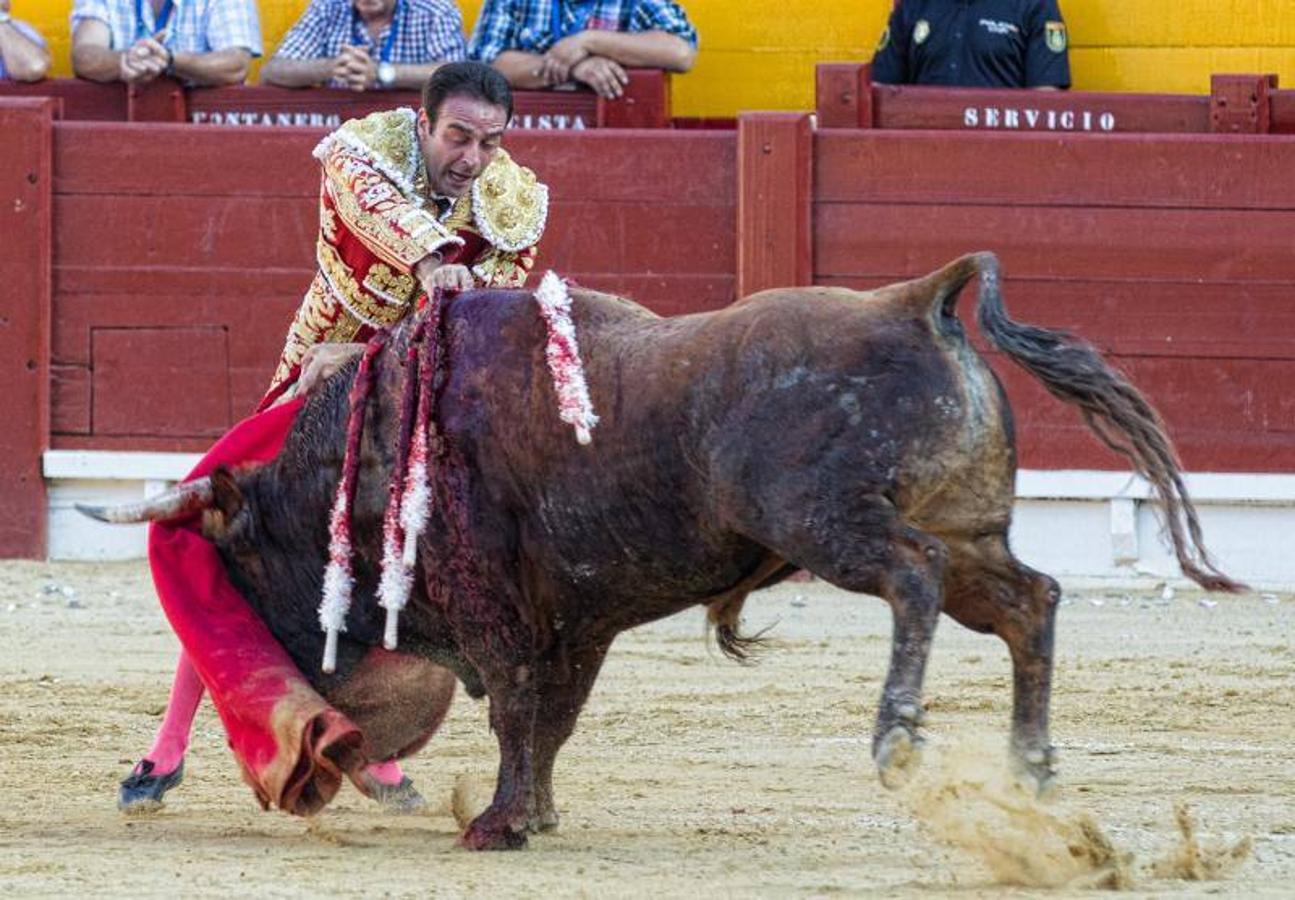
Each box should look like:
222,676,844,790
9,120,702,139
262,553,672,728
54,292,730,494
0,560,1291,897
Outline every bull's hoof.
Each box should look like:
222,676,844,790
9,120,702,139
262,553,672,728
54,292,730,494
1011,745,1059,798
875,725,923,790
458,814,529,851
527,807,560,834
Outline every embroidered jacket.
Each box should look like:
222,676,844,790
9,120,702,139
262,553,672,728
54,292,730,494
269,107,548,393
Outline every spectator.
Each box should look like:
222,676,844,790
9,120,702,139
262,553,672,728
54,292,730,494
469,0,698,100
70,0,261,86
0,2,51,82
261,0,467,91
871,0,1070,89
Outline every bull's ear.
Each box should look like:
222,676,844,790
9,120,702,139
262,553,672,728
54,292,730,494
203,466,245,538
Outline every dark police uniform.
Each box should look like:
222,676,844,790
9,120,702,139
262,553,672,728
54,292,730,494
871,0,1070,88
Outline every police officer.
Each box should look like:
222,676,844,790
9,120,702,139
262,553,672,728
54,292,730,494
871,0,1070,89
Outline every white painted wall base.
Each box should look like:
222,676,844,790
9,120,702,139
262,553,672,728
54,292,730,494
42,451,1295,590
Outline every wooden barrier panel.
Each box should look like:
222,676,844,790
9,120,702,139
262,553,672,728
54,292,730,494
0,79,124,120
1274,90,1295,134
0,100,55,557
1,73,672,130
812,129,1295,472
736,113,813,297
2,89,1291,558
49,124,736,451
815,64,1295,135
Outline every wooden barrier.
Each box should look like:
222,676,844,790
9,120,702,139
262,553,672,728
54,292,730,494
49,121,735,455
2,90,1294,557
0,100,54,557
812,128,1295,471
736,112,812,297
0,71,672,130
816,63,1292,135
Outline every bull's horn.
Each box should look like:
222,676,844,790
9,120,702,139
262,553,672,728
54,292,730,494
76,477,214,524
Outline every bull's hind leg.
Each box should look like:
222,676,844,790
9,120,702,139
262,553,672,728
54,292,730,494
942,534,1061,793
755,496,948,788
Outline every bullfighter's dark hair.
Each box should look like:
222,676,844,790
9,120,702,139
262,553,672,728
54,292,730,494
422,62,514,125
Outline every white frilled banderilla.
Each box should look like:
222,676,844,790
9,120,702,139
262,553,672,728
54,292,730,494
320,273,598,672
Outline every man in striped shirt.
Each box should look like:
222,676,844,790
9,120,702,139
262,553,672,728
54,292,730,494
469,0,697,99
262,0,467,92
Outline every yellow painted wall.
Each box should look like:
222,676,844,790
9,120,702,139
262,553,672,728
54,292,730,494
18,0,1295,117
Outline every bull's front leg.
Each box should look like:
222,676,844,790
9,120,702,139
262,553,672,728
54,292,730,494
527,639,611,833
459,669,539,851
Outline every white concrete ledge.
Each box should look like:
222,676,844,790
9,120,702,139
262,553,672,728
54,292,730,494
40,451,1295,589
1015,469,1295,504
43,450,201,482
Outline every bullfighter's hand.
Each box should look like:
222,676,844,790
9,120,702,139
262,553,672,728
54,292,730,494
539,33,590,85
295,343,367,400
424,264,476,295
572,56,628,99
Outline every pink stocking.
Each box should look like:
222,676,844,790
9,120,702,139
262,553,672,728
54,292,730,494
363,760,406,786
142,651,205,775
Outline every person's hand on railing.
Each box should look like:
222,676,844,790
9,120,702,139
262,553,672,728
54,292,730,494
571,56,628,99
333,44,378,92
539,33,591,86
119,34,168,84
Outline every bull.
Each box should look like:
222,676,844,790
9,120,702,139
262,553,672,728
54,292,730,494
84,253,1242,849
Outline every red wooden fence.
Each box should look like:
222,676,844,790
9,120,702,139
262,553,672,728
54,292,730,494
816,64,1294,135
49,122,736,458
1,89,1293,557
0,70,671,129
809,128,1295,472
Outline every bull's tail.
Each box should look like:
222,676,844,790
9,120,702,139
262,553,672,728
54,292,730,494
957,252,1245,594
707,594,770,663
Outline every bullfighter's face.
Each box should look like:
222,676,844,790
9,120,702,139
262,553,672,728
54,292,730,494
416,96,508,199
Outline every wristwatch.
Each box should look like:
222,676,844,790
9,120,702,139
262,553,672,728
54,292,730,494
376,62,396,88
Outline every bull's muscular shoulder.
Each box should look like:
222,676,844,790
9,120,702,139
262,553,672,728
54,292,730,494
312,107,421,197
470,149,549,253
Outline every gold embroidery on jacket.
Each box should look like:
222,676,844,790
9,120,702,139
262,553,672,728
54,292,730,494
324,152,461,269
321,207,339,244
471,246,536,288
316,239,411,328
271,275,362,389
471,150,549,253
364,262,418,305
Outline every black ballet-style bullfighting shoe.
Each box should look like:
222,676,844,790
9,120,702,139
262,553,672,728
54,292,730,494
357,773,428,814
117,759,184,812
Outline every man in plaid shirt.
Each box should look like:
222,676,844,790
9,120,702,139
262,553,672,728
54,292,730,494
70,0,261,85
469,0,697,99
0,1,51,82
262,0,466,92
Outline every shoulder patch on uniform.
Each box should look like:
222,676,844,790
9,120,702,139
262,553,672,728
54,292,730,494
471,149,549,253
913,19,931,46
1045,21,1067,53
313,107,421,198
